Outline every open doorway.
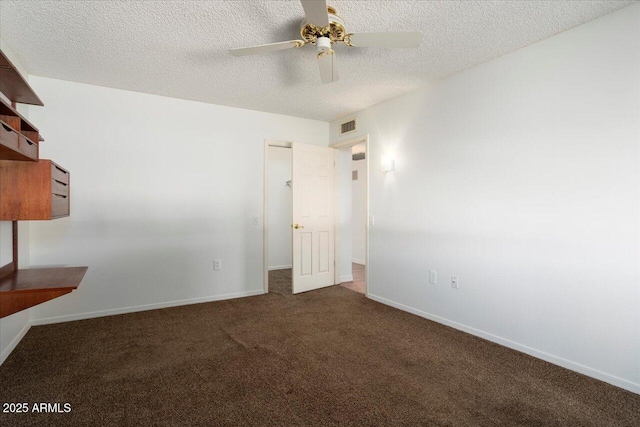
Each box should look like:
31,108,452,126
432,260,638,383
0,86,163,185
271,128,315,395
333,136,368,296
265,142,293,295
343,143,367,293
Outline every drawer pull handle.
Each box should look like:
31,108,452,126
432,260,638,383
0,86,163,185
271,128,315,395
1,123,13,133
54,179,68,186
54,165,67,174
53,194,68,199
25,139,35,146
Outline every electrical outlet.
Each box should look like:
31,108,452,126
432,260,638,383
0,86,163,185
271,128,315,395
429,270,437,285
253,216,259,225
451,275,458,289
214,259,222,271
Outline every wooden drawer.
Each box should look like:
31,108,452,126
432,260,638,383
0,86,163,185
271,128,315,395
0,120,38,162
0,121,19,148
51,162,69,184
18,135,38,160
51,178,69,196
51,194,69,218
0,159,71,220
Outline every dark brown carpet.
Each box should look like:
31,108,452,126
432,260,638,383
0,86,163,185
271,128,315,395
1,273,639,426
268,267,292,296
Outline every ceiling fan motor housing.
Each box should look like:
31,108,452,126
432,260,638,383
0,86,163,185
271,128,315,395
300,6,347,45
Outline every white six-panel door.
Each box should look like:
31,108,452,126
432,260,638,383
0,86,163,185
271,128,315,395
292,142,335,294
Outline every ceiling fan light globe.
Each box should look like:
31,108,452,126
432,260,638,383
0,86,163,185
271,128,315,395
317,37,331,52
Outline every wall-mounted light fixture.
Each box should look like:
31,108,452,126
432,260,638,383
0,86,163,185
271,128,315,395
381,155,395,172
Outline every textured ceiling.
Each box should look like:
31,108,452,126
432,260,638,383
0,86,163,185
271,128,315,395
0,0,636,121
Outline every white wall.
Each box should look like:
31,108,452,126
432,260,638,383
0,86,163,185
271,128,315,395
330,4,640,393
337,147,352,282
25,76,328,324
0,222,10,265
267,146,292,270
351,149,366,265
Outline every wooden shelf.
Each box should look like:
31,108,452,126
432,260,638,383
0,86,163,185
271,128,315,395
0,267,87,318
0,50,43,106
0,96,40,134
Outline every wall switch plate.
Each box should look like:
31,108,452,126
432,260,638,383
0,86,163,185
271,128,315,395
214,259,222,271
451,275,458,289
253,216,259,225
369,215,375,226
429,270,437,284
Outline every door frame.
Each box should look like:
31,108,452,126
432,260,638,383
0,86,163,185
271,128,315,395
263,139,292,294
330,134,370,297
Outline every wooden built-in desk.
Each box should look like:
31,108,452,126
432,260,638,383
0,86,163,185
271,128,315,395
0,267,88,318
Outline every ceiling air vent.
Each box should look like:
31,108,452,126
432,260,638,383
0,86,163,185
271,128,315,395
340,119,357,135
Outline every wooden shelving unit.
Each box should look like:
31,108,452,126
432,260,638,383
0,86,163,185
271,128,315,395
0,48,87,318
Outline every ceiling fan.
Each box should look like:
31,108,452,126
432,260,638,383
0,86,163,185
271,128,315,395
229,0,423,84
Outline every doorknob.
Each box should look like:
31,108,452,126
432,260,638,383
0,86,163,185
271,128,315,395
293,223,304,229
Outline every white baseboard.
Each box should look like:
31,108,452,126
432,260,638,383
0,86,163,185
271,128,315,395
367,293,640,395
0,320,31,365
352,259,366,266
30,290,265,326
268,265,292,271
340,275,354,283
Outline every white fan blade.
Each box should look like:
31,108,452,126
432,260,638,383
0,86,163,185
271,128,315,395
317,49,339,84
301,0,329,27
229,40,304,57
347,32,423,48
